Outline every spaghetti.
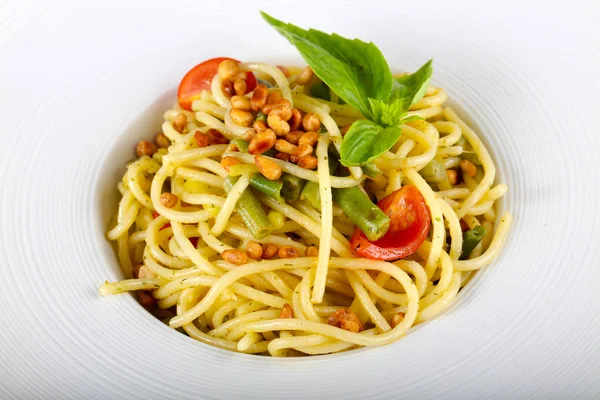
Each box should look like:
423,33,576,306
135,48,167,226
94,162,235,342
100,58,511,357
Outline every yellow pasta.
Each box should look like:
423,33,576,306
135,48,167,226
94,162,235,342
100,56,511,357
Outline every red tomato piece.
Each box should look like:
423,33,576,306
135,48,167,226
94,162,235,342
350,185,431,261
177,57,257,111
152,210,171,230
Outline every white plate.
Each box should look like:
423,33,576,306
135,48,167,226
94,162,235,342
1,0,599,398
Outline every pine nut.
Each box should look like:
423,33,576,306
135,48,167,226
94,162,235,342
230,108,254,127
248,129,276,155
255,155,282,180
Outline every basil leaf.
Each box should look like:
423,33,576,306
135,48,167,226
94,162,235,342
261,12,392,119
368,98,404,126
339,120,403,166
391,59,433,113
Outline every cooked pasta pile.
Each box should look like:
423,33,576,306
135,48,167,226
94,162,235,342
100,59,511,356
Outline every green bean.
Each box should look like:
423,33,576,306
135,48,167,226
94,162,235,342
361,163,383,179
255,111,267,122
299,181,321,210
332,186,390,241
420,157,446,183
249,173,283,202
281,173,307,201
262,148,277,157
460,225,487,260
267,210,285,229
230,139,249,152
224,177,272,239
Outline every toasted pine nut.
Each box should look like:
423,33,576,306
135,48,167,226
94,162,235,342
269,105,292,122
327,309,363,332
222,249,248,266
289,108,303,131
253,120,268,132
305,246,319,257
248,129,276,155
218,59,239,81
251,84,269,111
460,159,477,177
241,129,256,141
299,131,319,147
291,144,314,163
234,71,247,81
278,245,299,259
302,113,320,132
341,318,362,333
446,169,459,185
263,99,291,115
391,312,405,328
137,291,155,309
194,132,212,148
255,155,282,180
156,132,170,148
275,152,291,162
266,90,283,105
231,95,252,111
173,113,187,133
297,155,318,170
274,139,297,154
285,130,304,145
280,303,293,318
137,265,156,280
132,264,142,278
233,79,247,96
222,80,234,98
296,66,314,85
246,241,263,260
206,128,229,144
276,65,290,77
230,108,254,127
160,192,178,208
221,156,240,172
267,114,290,136
262,243,279,259
136,140,157,157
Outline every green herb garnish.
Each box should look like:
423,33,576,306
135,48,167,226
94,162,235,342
261,12,433,166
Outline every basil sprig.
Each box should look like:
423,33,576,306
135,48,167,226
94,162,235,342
261,12,433,166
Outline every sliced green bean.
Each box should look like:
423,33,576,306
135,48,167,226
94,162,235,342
281,173,307,201
300,181,321,211
420,157,446,183
224,176,272,239
249,173,283,202
262,148,277,157
332,187,390,241
362,163,383,179
267,210,285,229
460,225,487,260
230,139,249,152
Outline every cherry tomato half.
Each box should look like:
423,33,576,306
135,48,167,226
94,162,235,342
177,57,257,111
350,185,431,261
